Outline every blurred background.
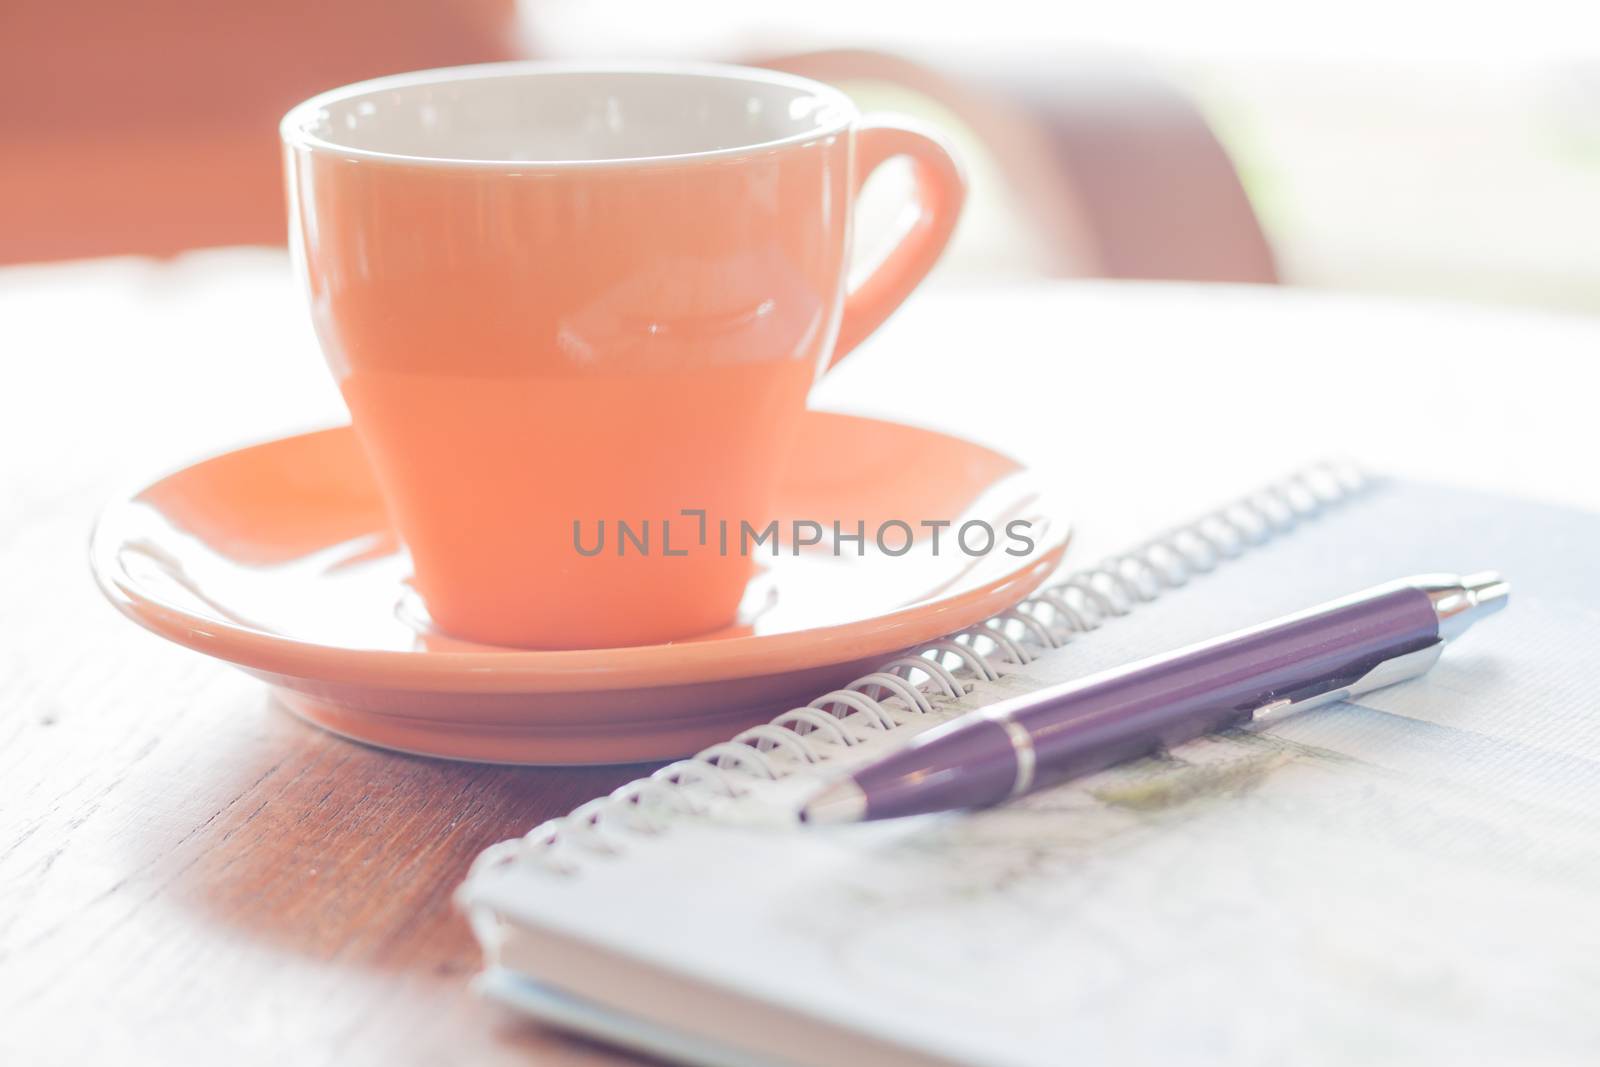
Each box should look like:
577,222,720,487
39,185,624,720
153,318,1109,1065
5,0,1600,311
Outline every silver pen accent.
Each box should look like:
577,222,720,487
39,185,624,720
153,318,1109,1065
997,718,1036,795
1423,571,1511,640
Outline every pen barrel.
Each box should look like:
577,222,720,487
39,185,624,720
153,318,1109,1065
1020,585,1441,790
852,585,1442,819
852,717,1025,819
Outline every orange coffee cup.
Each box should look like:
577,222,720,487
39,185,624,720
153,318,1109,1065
281,63,965,648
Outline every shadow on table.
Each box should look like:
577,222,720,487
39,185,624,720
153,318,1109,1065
132,691,651,973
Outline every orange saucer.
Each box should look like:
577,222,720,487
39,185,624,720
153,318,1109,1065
91,412,1068,764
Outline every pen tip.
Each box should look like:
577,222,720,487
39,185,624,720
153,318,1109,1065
799,780,867,825
1437,571,1510,640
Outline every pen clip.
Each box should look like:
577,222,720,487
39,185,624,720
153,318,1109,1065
1250,640,1445,724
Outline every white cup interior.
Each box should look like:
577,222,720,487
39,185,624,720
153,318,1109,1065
282,64,856,165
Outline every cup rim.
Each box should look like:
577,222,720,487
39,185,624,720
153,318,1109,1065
279,60,859,170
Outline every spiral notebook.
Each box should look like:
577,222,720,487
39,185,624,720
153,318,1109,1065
457,468,1600,1067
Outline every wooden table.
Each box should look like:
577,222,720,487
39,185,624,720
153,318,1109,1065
3,252,1597,1066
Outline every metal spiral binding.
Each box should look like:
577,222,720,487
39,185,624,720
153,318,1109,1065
467,460,1371,879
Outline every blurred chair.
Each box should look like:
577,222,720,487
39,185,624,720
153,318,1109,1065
2,9,1275,286
0,0,519,264
761,49,1278,284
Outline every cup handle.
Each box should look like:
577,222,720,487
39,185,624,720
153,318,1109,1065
828,118,967,370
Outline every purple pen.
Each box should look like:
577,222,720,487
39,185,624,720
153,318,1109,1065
802,573,1509,823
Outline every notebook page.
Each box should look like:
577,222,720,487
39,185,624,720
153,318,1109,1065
465,483,1600,1067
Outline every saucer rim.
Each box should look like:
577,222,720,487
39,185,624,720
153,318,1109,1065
90,417,1070,696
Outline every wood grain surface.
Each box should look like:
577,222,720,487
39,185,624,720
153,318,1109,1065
0,551,655,1066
